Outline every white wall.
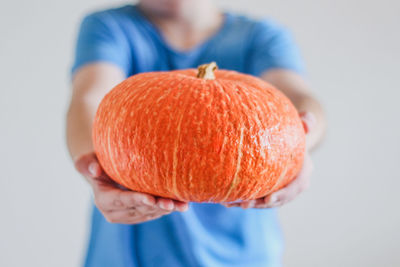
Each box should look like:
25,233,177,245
1,0,399,266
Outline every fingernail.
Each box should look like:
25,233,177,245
301,112,316,133
269,195,278,204
165,202,173,210
142,198,153,206
88,162,97,176
159,202,168,210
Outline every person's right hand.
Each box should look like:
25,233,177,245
74,152,189,224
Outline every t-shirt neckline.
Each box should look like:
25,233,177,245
129,4,232,57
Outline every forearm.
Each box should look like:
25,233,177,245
66,100,96,161
66,63,126,161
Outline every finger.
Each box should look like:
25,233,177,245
299,111,316,134
156,198,175,211
250,198,268,208
262,154,313,208
172,200,189,212
263,193,287,208
119,213,165,225
221,200,243,208
88,161,102,178
103,209,132,224
74,153,103,178
94,185,156,212
265,179,305,207
243,197,272,209
263,173,309,208
103,209,156,224
108,201,170,216
240,200,256,209
130,213,164,224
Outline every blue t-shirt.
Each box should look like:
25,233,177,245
72,5,303,267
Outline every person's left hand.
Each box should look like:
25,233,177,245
223,153,312,209
223,111,315,209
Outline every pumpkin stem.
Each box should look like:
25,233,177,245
197,62,218,80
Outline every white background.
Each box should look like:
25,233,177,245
1,0,399,266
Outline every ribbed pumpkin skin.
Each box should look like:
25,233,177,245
93,69,305,203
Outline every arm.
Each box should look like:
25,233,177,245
67,63,125,160
66,63,188,224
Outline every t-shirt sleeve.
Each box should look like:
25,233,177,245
71,12,131,76
247,19,304,76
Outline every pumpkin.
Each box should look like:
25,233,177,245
93,62,305,203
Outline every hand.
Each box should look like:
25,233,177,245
223,111,315,209
74,152,189,224
223,153,312,209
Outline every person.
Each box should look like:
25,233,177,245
66,0,325,266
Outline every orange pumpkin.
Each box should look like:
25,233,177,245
93,62,305,203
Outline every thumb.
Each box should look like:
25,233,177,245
74,153,102,178
299,111,316,134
